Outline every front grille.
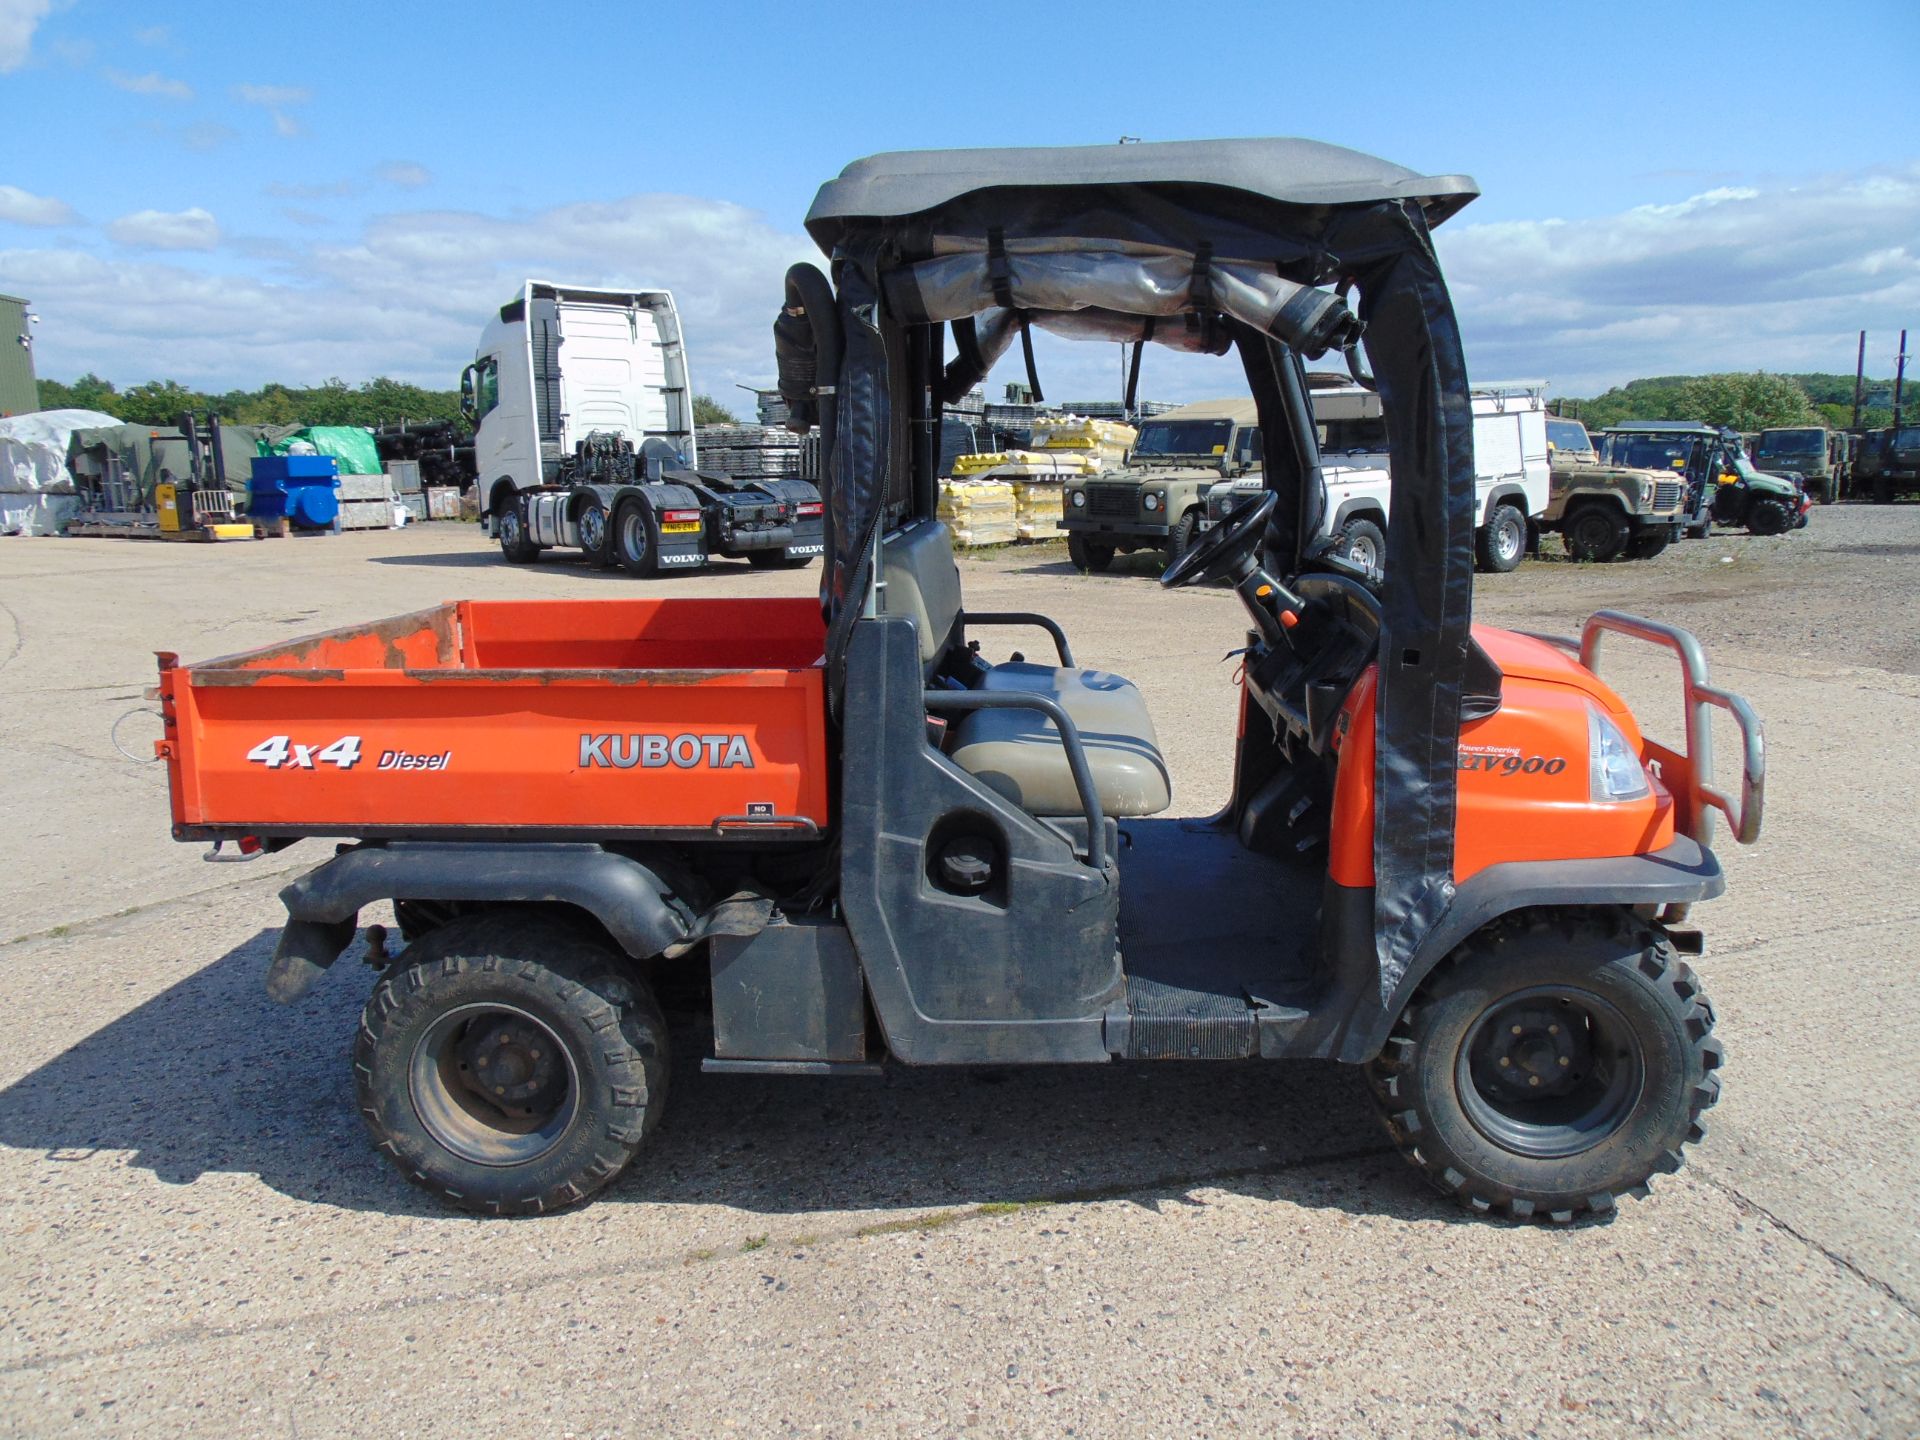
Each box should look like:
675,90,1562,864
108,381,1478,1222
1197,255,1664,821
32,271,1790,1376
1086,483,1135,518
1653,480,1682,512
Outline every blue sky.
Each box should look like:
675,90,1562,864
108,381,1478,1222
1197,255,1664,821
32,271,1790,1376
3,0,1916,404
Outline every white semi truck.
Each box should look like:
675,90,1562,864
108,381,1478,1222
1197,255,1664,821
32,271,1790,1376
1201,379,1552,576
463,280,823,572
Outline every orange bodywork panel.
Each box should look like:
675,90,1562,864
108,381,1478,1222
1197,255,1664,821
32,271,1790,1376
1327,626,1676,887
157,597,830,837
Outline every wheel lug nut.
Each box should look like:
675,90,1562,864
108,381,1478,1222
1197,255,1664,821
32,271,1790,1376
1528,1075,1540,1086
1558,1056,1569,1067
1510,1025,1523,1036
1547,1024,1559,1036
1498,1057,1510,1068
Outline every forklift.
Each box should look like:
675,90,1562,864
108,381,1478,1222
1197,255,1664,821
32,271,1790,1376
156,140,1765,1222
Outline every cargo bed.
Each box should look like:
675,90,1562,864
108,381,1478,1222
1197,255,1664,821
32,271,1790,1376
157,597,829,842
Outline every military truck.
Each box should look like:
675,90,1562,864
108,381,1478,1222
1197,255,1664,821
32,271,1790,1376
1855,425,1920,502
1753,425,1846,504
1059,397,1251,571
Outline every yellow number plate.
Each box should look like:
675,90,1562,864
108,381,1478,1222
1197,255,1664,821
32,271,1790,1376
660,520,701,534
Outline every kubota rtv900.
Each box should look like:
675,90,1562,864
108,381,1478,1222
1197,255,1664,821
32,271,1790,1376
157,140,1763,1220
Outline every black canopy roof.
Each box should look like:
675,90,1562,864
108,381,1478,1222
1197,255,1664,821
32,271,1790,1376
805,137,1479,250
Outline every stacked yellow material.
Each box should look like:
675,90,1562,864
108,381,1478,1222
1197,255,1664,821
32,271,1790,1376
949,449,1096,478
937,479,1019,546
1030,415,1136,469
1013,479,1064,540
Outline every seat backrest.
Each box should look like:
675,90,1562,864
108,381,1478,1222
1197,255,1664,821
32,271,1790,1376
880,519,962,669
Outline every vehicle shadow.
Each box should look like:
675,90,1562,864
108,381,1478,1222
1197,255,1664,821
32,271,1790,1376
364,550,763,579
0,930,1475,1227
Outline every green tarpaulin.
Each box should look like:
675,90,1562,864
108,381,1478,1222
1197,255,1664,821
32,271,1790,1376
261,426,383,475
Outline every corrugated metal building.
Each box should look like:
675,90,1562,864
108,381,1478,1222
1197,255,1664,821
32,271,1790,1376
0,295,38,416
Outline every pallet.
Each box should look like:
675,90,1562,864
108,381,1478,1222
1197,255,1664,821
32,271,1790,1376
67,517,255,542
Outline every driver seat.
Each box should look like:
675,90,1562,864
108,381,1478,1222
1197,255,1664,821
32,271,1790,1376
881,521,1172,818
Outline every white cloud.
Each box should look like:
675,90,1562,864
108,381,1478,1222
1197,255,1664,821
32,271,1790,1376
14,167,1918,410
233,82,312,138
377,161,432,190
133,23,170,45
0,183,77,227
234,82,311,107
1437,166,1920,394
106,207,221,251
105,68,194,100
0,0,51,72
10,192,817,393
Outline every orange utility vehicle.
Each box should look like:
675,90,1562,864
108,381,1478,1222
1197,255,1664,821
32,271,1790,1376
158,140,1764,1220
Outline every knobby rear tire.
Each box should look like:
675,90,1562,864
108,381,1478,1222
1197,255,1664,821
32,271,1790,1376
355,912,668,1216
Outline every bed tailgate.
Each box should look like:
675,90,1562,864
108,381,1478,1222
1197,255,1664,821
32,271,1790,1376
156,599,830,838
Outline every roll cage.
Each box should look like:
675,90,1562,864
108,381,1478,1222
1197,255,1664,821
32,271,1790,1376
778,137,1485,992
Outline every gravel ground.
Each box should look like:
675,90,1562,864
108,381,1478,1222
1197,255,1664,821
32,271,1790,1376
1,504,1916,1438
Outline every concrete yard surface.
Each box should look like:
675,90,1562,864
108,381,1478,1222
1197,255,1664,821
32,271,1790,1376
1,511,1917,1438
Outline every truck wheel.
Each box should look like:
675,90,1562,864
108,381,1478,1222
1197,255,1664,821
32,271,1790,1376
1475,504,1526,573
1165,512,1200,571
496,500,539,564
1334,517,1386,581
1067,533,1114,573
613,500,660,577
1873,476,1893,504
1366,910,1722,1222
747,549,812,569
1746,498,1792,536
1563,504,1628,562
1626,529,1671,560
575,499,614,568
355,913,668,1216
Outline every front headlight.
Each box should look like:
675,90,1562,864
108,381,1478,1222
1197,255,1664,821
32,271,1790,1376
1069,490,1086,508
1589,708,1651,802
1143,492,1161,512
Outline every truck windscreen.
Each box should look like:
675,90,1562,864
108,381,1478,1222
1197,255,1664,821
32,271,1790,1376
1134,418,1233,456
1615,438,1693,471
1759,431,1824,456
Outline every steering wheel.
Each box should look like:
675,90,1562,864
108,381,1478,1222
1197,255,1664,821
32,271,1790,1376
1160,490,1276,589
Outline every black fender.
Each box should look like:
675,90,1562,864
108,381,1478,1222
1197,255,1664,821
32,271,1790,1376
1323,836,1726,1063
1478,482,1530,525
264,842,696,1003
486,477,519,516
1330,496,1388,531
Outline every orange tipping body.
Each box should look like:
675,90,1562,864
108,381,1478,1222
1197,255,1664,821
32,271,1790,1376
1327,626,1677,887
156,597,830,838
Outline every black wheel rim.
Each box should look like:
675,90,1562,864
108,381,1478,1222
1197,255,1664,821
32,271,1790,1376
1456,986,1644,1159
620,509,648,561
1569,513,1608,554
410,1002,580,1167
579,506,605,552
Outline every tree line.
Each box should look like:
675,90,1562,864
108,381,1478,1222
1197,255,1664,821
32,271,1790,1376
34,374,740,429
1556,371,1903,433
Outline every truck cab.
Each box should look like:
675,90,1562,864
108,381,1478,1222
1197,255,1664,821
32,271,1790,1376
464,280,822,572
1753,425,1839,504
465,280,695,530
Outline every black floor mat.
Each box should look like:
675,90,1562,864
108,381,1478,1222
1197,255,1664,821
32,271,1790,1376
1115,816,1324,1010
